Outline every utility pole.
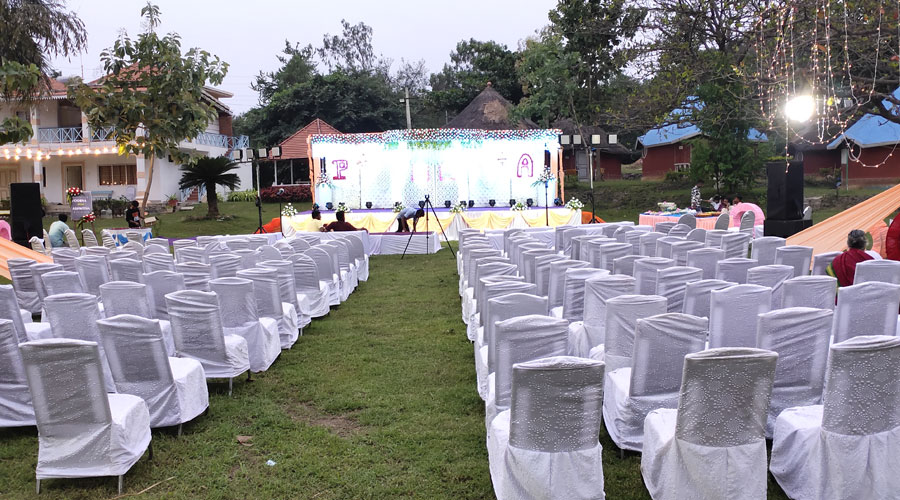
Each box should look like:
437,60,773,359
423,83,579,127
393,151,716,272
400,88,412,129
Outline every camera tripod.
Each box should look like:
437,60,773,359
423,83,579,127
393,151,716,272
401,195,456,259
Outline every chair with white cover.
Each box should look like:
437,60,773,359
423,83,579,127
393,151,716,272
485,315,569,428
677,213,697,229
83,246,111,257
164,290,249,395
475,293,548,400
708,284,772,348
667,224,691,239
41,270,85,296
655,236,684,259
466,260,516,324
51,248,79,272
654,221,676,234
641,347,778,500
43,292,117,387
770,335,900,500
125,231,142,244
237,267,298,349
259,259,310,331
142,252,175,274
612,255,642,276
175,246,207,265
720,232,751,259
272,240,293,260
208,254,241,279
775,245,814,277
81,229,98,247
715,257,757,284
656,266,703,313
305,247,340,306
101,231,117,249
633,257,674,295
289,254,330,318
143,271,185,321
210,278,281,373
832,281,900,343
141,244,167,256
8,258,40,313
100,281,175,356
29,236,46,254
639,232,665,257
534,254,565,296
172,239,196,253
176,262,211,291
30,262,63,305
195,235,217,247
685,247,724,280
19,338,151,494
561,268,610,321
685,228,706,243
598,242,633,271
811,251,841,275
747,264,794,308
581,237,614,268
596,295,668,374
257,245,282,263
0,285,51,342
521,248,557,283
614,225,635,243
739,210,756,233
757,307,833,437
344,236,370,281
749,236,786,266
145,237,170,249
63,229,80,249
548,260,590,310
109,258,144,284
624,231,644,254
600,224,621,238
472,279,535,341
575,275,636,358
286,237,311,254
670,240,704,266
487,356,606,500
781,275,836,310
459,245,496,294
569,235,602,261
97,314,208,432
604,313,707,452
682,279,737,317
121,241,144,259
75,254,111,297
318,243,352,301
0,319,35,427
853,259,900,284
704,229,729,248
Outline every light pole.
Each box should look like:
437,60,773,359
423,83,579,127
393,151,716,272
400,88,412,129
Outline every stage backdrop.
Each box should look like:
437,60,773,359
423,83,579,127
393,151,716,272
308,129,563,209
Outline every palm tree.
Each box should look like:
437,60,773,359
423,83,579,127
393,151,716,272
178,156,240,218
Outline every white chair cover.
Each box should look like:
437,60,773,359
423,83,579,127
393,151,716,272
107,250,138,262
714,213,730,230
704,229,729,248
488,356,606,500
260,259,309,330
598,242,632,271
51,248,79,272
29,236,46,254
781,275,837,310
612,255,642,276
740,210,756,232
143,252,176,273
176,262,212,292
534,254,565,296
464,260,516,326
682,279,734,317
172,239,197,253
0,285,51,343
125,231,143,244
667,224,691,239
578,275,636,357
175,246,208,265
9,258,40,313
685,247,725,280
486,315,569,427
654,221,676,234
715,257,757,284
853,259,900,284
141,244,167,257
286,237,311,253
750,236,786,266
273,240,294,260
43,292,118,391
655,236,684,259
81,229,98,247
669,240,704,266
257,245,282,263
472,279,536,340
210,277,281,373
233,248,261,270
624,231,644,254
109,258,144,283
600,295,668,374
521,248,556,283
196,235,217,247
685,228,706,243
656,266,703,313
757,307,833,437
639,232,665,257
143,271,185,321
770,335,900,500
100,280,174,356
122,241,144,258
641,348,778,500
164,289,250,379
146,237,170,249
0,319,34,426
31,262,63,303
305,247,340,306
708,284,772,348
811,251,841,275
208,254,241,279
97,314,208,428
603,313,707,451
614,225,635,243
548,260,590,309
83,246,111,257
746,264,794,308
775,245,814,277
19,338,151,482
101,232,117,249
677,213,697,228
289,254,330,318
832,281,900,343
580,238,613,268
720,232,751,259
633,257,674,295
562,268,610,322
237,267,298,349
41,270,85,296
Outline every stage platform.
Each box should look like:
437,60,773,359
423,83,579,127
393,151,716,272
284,206,580,239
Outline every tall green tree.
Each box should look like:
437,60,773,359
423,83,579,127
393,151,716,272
0,0,86,75
429,39,522,117
178,156,240,217
69,3,228,212
251,40,316,105
0,61,41,144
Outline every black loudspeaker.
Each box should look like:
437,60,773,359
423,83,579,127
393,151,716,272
764,219,813,238
544,150,551,168
766,161,804,221
11,183,43,247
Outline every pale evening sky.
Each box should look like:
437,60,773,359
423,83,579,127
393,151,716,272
50,0,559,115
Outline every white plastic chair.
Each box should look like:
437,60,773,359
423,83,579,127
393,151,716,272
686,247,725,280
746,264,795,308
109,258,144,283
715,257,758,284
656,266,703,313
19,338,151,494
487,356,606,500
260,259,310,331
832,281,900,343
641,347,778,500
41,270,84,296
210,277,281,373
682,279,736,317
757,307,833,437
770,335,900,500
781,275,837,310
775,245,814,277
238,267,297,349
143,271,186,321
289,254,330,319
603,313,707,451
749,236,786,266
29,236,46,255
97,314,208,431
176,262,211,292
633,257,674,295
709,284,772,348
853,259,900,284
164,290,250,395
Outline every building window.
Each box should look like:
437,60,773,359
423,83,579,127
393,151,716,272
99,164,137,185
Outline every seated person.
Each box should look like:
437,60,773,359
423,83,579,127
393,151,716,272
396,206,425,233
324,210,366,232
48,214,68,247
125,201,142,228
307,209,326,232
827,229,873,287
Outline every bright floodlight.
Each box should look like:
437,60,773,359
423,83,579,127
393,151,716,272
786,95,815,122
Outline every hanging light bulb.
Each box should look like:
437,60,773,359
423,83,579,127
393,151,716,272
67,150,74,156
75,148,82,155
13,155,19,161
15,147,21,154
25,150,32,159
786,95,815,122
94,148,100,155
102,147,109,153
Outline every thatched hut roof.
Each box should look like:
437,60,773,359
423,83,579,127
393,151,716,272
445,83,538,130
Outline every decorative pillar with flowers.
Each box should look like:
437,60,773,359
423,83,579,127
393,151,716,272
531,166,556,226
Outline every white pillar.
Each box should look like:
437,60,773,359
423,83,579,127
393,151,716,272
136,153,147,201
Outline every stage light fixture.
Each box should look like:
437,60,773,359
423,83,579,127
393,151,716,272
365,201,373,209
489,199,496,207
459,200,466,207
444,200,452,208
270,146,282,158
509,199,516,207
467,200,474,208
526,198,533,207
554,198,563,206
312,203,319,210
418,200,426,208
325,202,334,210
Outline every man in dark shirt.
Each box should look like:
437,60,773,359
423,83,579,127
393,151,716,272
125,201,142,228
324,210,366,232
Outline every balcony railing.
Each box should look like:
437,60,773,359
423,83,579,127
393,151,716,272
91,126,116,141
192,132,250,150
38,127,83,143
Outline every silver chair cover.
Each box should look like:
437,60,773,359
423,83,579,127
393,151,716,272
685,247,725,280
832,281,900,343
746,264,794,308
9,258,40,313
548,259,590,309
143,252,176,273
781,275,837,310
50,248,79,272
30,262,63,303
289,254,330,318
685,228,706,243
656,266,703,313
708,284,772,348
237,267,297,349
176,262,212,292
655,236,684,259
175,246,208,265
612,255,642,276
209,277,281,372
0,318,34,426
682,279,734,318
109,258,144,283
720,232,751,259
853,259,900,284
41,270,85,296
750,236,786,266
534,254,566,296
670,240,704,266
638,231,665,257
581,275,636,350
715,257,757,284
143,271,186,321
667,224,691,239
775,245,814,277
602,294,668,374
598,242,633,271
562,268,610,322
0,284,50,343
75,255,110,297
42,292,117,390
633,257,674,295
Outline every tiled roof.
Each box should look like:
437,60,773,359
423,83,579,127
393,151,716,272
275,118,342,159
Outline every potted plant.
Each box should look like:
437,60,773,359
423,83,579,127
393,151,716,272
166,193,178,212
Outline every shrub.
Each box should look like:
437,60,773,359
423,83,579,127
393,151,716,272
227,189,257,202
260,185,311,203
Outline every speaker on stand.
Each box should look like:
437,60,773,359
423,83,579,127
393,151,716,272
11,182,44,247
764,161,812,237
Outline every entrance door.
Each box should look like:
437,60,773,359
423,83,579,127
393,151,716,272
65,165,83,191
0,168,18,200
575,150,589,181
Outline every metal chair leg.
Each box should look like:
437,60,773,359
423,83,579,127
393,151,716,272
177,423,183,437
228,377,233,397
247,371,252,381
149,442,154,460
36,479,40,494
117,475,123,494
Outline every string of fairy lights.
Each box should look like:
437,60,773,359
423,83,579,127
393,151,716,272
0,145,126,162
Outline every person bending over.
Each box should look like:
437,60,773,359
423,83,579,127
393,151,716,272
48,214,68,247
396,206,425,233
827,229,872,287
324,210,366,232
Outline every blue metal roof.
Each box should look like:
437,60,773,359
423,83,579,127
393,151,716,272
638,122,768,147
827,114,900,149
